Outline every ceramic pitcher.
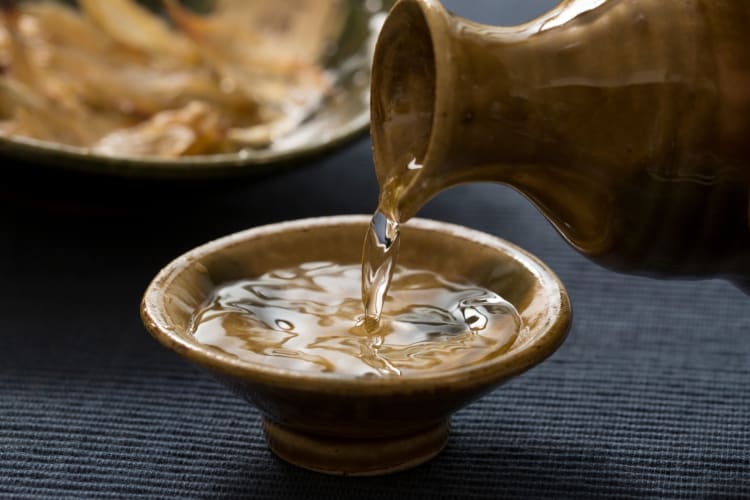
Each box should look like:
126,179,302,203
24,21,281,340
370,0,750,285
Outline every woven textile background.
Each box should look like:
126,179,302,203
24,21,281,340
2,2,749,498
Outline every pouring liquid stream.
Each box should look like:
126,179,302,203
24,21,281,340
361,210,401,331
360,154,424,332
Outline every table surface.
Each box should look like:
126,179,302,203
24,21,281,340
3,2,750,499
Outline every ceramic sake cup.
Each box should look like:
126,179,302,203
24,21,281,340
140,216,571,475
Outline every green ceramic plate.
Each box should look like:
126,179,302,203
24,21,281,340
0,0,394,180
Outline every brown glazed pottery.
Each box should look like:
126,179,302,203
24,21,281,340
141,216,571,475
371,0,750,282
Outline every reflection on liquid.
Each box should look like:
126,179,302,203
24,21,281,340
191,262,524,377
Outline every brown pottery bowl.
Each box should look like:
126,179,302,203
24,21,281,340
141,216,571,475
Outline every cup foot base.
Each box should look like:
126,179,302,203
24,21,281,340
263,418,449,476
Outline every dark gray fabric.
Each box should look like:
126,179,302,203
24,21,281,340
3,137,749,499
2,2,749,498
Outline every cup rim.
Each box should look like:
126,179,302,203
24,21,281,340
140,215,571,395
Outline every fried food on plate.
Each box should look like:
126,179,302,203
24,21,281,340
0,0,347,158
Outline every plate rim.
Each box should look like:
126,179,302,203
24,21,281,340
0,0,395,179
